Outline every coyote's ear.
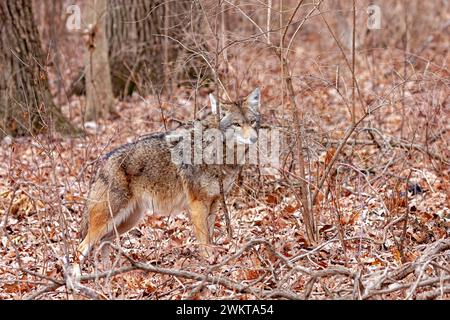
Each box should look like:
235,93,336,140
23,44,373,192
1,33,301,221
246,87,260,112
209,94,218,114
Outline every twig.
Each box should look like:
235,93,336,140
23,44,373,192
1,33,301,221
24,283,61,300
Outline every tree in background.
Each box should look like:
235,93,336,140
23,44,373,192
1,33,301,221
106,0,208,97
0,0,74,137
83,0,115,121
70,0,209,100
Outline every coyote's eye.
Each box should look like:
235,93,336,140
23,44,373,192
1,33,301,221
232,122,241,128
250,120,257,126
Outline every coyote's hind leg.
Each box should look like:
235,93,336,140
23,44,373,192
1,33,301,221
76,201,110,269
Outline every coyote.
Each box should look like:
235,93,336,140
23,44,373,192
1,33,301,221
76,88,261,266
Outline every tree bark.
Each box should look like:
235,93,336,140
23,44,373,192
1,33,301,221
106,0,206,96
69,1,209,99
83,0,115,121
0,0,74,137
106,0,166,96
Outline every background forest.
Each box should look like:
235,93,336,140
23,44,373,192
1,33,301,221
0,0,449,300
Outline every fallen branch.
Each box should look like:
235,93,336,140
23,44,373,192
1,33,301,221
362,239,450,299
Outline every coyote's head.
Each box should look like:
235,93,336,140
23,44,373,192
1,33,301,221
209,87,261,145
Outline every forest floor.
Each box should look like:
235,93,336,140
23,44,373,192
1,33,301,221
0,36,449,299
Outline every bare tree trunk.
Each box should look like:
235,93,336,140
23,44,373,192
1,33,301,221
106,0,167,96
69,1,208,99
0,0,74,137
106,0,208,96
84,0,115,121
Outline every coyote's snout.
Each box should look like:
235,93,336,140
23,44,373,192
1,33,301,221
76,88,261,267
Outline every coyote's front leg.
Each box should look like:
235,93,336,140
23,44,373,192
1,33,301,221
188,197,215,259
